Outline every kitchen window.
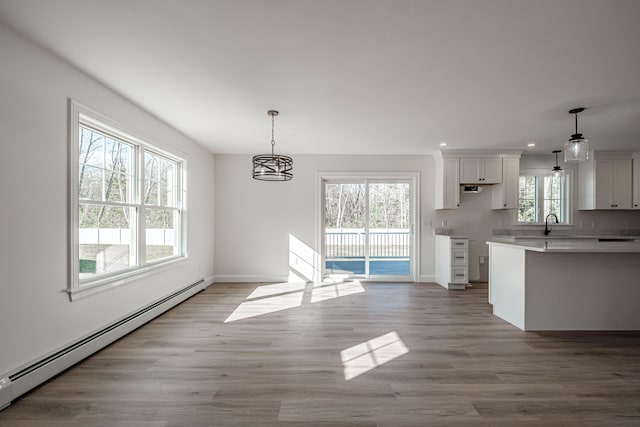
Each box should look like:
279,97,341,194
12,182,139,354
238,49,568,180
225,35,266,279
517,170,570,224
69,100,186,299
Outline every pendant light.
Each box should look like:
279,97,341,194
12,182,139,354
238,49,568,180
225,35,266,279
564,107,589,162
550,150,565,178
252,110,293,181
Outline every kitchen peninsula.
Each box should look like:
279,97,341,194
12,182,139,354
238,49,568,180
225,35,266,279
487,236,640,331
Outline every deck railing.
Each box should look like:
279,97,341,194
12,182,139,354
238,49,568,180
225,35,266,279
325,230,410,258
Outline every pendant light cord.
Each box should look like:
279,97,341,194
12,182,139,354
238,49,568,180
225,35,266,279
271,113,276,157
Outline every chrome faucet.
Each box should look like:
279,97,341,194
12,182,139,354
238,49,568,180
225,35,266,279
544,213,559,236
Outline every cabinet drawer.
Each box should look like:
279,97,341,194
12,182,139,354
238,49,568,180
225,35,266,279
451,239,468,249
451,267,468,284
451,249,468,265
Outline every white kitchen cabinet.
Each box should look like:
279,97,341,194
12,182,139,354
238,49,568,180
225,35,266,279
460,158,503,184
633,158,640,209
579,152,633,210
435,235,469,290
435,157,460,209
491,157,519,209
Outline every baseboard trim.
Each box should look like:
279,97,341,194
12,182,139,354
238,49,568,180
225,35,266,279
418,274,436,283
0,279,206,411
213,275,288,283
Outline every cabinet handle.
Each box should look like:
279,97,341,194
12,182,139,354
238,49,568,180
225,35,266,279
454,242,464,246
456,204,460,207
503,204,507,207
635,204,638,207
455,274,465,277
455,256,465,259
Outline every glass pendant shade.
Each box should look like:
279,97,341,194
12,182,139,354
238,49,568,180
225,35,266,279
564,138,589,162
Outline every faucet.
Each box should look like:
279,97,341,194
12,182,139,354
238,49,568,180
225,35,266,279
544,213,559,236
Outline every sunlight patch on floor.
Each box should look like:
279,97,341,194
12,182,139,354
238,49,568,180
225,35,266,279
224,289,304,323
246,282,306,300
340,331,409,380
311,281,365,303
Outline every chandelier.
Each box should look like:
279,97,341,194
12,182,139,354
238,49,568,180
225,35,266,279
252,110,293,181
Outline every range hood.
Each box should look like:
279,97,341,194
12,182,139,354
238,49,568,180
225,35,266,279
462,185,483,193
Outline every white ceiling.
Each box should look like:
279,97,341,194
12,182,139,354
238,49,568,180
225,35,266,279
1,0,639,155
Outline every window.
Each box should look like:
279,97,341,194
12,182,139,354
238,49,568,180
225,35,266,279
517,171,569,224
70,101,185,297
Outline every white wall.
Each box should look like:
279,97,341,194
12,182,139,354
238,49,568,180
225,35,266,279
215,153,640,284
0,24,215,375
214,154,435,282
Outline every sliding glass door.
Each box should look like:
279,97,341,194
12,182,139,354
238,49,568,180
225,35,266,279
323,179,414,280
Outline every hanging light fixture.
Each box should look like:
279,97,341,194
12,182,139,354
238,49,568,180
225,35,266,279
252,110,293,181
564,107,589,162
550,150,565,178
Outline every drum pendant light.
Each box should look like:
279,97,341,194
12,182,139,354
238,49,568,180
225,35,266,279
252,110,293,181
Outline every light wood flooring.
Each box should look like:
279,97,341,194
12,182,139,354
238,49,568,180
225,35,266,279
1,281,640,426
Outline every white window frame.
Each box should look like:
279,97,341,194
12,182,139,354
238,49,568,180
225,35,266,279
68,100,187,300
515,168,573,226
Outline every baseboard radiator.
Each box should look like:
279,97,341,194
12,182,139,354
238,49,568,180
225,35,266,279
0,279,208,411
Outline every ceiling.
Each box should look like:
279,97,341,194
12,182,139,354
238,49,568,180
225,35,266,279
1,0,639,155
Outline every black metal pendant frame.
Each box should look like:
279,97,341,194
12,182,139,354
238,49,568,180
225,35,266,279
252,154,293,181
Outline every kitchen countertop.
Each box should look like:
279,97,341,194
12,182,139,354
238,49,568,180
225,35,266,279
487,237,640,253
433,228,468,239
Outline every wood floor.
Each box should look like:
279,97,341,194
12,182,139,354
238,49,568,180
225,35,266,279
1,281,640,426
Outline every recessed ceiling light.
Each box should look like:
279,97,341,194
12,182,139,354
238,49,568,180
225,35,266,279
439,142,447,147
527,142,536,147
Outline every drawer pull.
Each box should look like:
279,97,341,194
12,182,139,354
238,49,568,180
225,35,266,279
455,274,465,277
455,256,465,259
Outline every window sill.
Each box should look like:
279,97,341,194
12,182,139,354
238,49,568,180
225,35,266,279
67,256,188,301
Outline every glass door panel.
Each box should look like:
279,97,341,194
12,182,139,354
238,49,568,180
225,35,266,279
368,182,411,277
324,182,366,276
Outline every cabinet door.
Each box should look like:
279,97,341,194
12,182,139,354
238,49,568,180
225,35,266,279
460,159,481,183
594,159,614,209
634,159,640,209
612,159,632,209
443,158,460,209
492,158,519,209
482,158,503,183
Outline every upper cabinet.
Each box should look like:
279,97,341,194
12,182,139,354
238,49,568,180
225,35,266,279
460,158,503,184
435,150,521,210
491,157,520,209
633,157,640,209
435,156,460,209
579,151,634,210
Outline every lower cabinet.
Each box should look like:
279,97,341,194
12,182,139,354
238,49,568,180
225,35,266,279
435,235,469,290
